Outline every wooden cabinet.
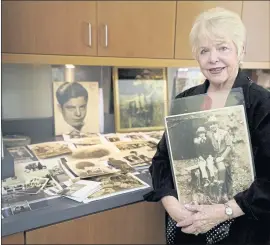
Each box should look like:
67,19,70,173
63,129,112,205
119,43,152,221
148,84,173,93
2,1,37,54
242,1,270,62
97,1,176,58
174,1,243,60
2,1,97,56
2,1,270,63
2,233,24,245
2,1,176,59
26,202,165,244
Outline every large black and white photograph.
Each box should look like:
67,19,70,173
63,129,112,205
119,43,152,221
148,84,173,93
165,105,254,205
113,67,168,133
53,81,100,136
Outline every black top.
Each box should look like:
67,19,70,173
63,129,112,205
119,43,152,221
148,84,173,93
144,70,270,245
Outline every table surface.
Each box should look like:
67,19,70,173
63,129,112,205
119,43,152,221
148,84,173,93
2,173,153,237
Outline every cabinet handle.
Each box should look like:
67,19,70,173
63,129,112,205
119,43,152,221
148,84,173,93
88,23,92,47
104,24,108,47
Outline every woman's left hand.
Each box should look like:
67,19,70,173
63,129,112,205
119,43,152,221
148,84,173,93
176,204,228,235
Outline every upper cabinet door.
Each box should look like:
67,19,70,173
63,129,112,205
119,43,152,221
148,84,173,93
174,1,243,60
2,1,36,54
2,1,97,56
242,1,270,62
97,1,176,59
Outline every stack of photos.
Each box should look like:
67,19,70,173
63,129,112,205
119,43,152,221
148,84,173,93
165,105,255,205
83,173,150,203
60,180,101,202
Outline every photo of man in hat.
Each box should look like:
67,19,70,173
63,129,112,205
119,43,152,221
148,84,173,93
206,116,233,201
194,126,215,188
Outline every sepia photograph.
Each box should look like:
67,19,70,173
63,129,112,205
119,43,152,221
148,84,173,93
165,105,255,205
113,67,168,133
104,134,121,143
113,140,157,152
107,156,136,174
7,146,37,164
61,157,120,179
84,173,150,203
28,141,72,159
69,144,119,160
53,81,100,136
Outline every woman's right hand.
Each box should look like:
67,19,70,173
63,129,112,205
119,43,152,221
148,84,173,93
161,196,195,223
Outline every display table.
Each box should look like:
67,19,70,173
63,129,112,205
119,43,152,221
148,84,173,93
2,181,166,244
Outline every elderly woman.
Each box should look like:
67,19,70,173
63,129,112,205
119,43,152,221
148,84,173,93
144,7,270,245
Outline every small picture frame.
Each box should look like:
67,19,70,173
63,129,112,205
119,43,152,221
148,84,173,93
113,67,168,133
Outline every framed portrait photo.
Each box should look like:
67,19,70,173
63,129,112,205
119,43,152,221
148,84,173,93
113,67,168,133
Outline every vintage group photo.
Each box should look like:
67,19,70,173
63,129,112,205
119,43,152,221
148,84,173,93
165,105,255,205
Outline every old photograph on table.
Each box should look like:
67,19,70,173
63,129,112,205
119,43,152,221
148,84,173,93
83,173,150,203
113,67,168,133
53,81,99,136
60,157,120,179
106,155,137,174
2,176,49,195
14,161,56,189
7,146,37,164
28,141,72,159
114,140,157,152
165,105,254,205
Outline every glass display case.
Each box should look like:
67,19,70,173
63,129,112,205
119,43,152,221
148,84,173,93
1,63,269,220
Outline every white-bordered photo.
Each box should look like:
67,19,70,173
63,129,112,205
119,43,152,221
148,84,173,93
165,105,255,205
53,81,100,136
83,173,150,203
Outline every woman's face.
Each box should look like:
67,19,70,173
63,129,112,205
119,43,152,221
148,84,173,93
196,38,240,86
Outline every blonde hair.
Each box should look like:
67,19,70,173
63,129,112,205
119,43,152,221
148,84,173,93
189,7,246,60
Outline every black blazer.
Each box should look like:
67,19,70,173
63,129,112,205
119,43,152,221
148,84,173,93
144,70,270,245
